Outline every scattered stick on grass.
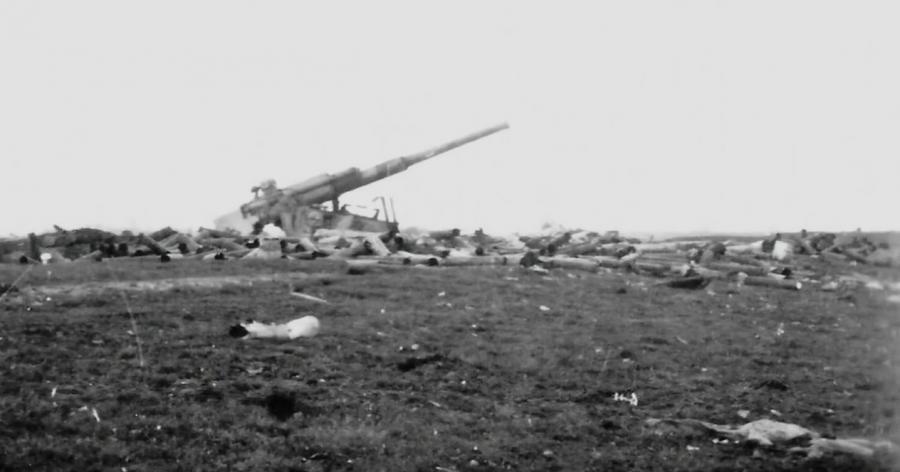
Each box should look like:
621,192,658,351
0,264,34,303
103,260,146,368
290,291,330,304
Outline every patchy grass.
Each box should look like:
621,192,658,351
1,260,899,471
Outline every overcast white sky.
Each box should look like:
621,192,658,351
1,1,898,238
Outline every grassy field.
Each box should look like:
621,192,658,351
1,259,899,471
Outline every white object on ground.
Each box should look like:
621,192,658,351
237,316,321,340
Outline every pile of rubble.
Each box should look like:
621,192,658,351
1,225,895,293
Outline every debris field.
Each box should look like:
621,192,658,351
1,228,899,471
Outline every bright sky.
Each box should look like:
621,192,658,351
1,1,898,238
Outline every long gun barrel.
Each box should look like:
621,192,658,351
242,123,509,216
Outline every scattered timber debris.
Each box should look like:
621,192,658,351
2,225,896,298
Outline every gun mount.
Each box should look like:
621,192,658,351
223,123,509,237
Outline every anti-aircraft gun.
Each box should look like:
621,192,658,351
225,123,509,237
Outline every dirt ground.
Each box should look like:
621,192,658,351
1,259,899,471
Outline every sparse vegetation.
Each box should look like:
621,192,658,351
1,259,898,471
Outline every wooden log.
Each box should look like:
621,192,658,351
543,256,600,273
690,266,727,279
137,234,169,255
242,247,282,260
726,242,763,255
555,241,603,256
355,255,408,266
543,232,572,255
819,251,848,265
724,254,769,267
285,252,318,260
393,252,441,266
589,256,629,269
364,235,391,257
314,228,392,242
197,227,238,238
158,233,202,254
440,256,508,266
632,241,707,253
634,261,671,276
743,276,802,291
149,226,178,241
702,262,769,276
639,254,691,265
197,238,247,252
841,248,869,264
